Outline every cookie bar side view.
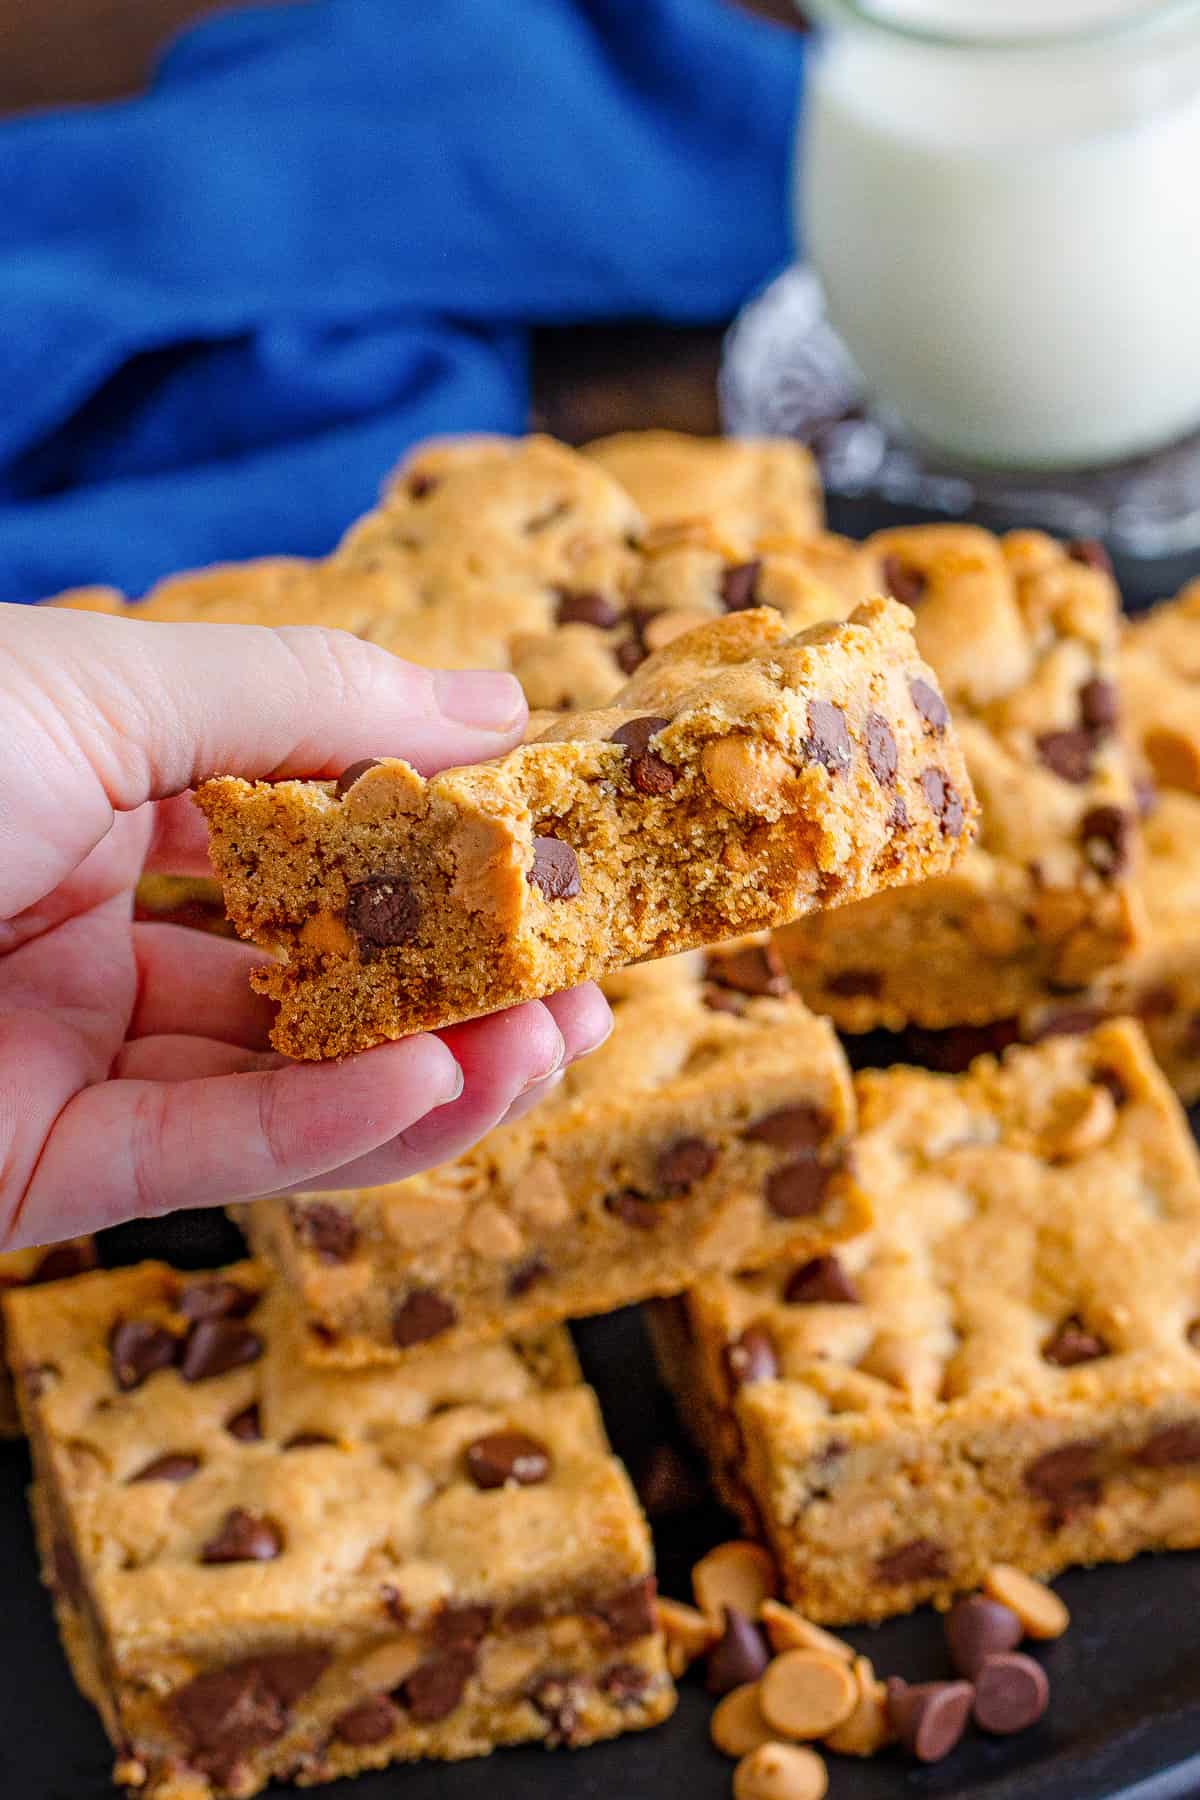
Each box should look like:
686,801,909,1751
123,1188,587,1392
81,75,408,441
4,1262,672,1800
197,600,976,1058
651,1021,1200,1625
0,1239,97,1434
582,431,824,539
776,528,1143,1032
237,952,870,1365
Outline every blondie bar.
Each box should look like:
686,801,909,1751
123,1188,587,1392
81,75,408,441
5,1261,672,1799
776,528,1143,1032
651,1021,1200,1625
237,948,868,1364
0,1238,96,1433
197,601,974,1058
583,432,823,540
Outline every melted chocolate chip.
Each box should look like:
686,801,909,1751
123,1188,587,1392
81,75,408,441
109,1319,178,1392
655,1136,718,1192
765,1155,830,1218
1042,1316,1109,1367
334,759,381,798
705,941,791,998
1037,729,1096,784
433,1603,493,1651
604,1188,659,1229
874,1539,948,1585
464,1430,552,1490
1135,1421,1200,1467
130,1452,202,1484
706,1607,770,1695
392,1289,457,1349
804,700,852,773
506,1254,549,1297
555,588,619,629
719,560,763,612
611,716,677,795
593,1576,657,1644
920,767,967,836
1024,1441,1102,1508
177,1280,258,1323
722,1326,779,1389
1081,804,1132,878
881,555,928,609
290,1201,360,1264
865,711,899,784
201,1508,284,1564
527,836,581,901
910,678,949,733
226,1404,262,1442
332,1695,400,1746
400,1650,476,1723
744,1104,828,1151
283,1432,336,1450
826,968,883,999
783,1255,859,1305
29,1241,98,1284
345,875,419,951
1079,677,1119,733
180,1319,263,1383
171,1651,332,1762
407,473,438,500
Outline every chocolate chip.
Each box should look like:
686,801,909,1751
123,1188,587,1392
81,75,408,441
881,555,928,608
611,716,677,795
201,1509,284,1564
177,1280,258,1322
130,1452,202,1483
1037,729,1096,784
826,969,882,999
705,941,791,998
1137,985,1175,1020
1135,1422,1200,1467
1067,537,1113,574
400,1650,475,1723
886,1678,973,1762
973,1653,1049,1734
635,1444,707,1518
507,1255,549,1298
1024,1441,1102,1506
51,1533,82,1604
874,1539,948,1585
529,1673,588,1746
226,1404,262,1442
29,1241,98,1283
1042,1316,1109,1367
109,1319,178,1392
433,1603,493,1651
180,1319,263,1383
910,678,949,734
600,1662,650,1704
527,836,581,901
890,794,910,831
745,1104,828,1151
1093,1064,1128,1106
784,1255,859,1305
865,712,899,784
464,1430,552,1490
593,1576,658,1644
616,639,645,676
345,874,419,951
1081,804,1132,878
604,1188,659,1229
248,1650,333,1707
945,1596,1023,1679
804,700,852,773
392,1288,457,1348
290,1201,359,1263
332,1695,400,1746
765,1155,830,1218
706,1606,770,1696
170,1666,288,1759
723,1326,779,1391
901,1019,1021,1071
408,473,438,500
720,559,763,612
555,588,620,629
655,1136,717,1192
921,767,967,836
1079,677,1119,733
283,1432,336,1450
1028,1005,1107,1042
334,758,381,798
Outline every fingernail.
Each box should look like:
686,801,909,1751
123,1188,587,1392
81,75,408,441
575,1010,613,1059
435,670,525,732
428,1043,465,1108
520,1028,566,1094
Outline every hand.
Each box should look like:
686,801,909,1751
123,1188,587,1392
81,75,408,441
0,603,611,1249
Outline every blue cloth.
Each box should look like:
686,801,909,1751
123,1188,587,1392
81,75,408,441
0,0,803,603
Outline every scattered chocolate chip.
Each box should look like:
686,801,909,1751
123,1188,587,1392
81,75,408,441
921,767,967,836
109,1319,178,1392
392,1289,457,1348
1079,677,1119,733
529,1672,588,1746
51,1533,83,1604
1043,1316,1110,1367
745,1103,828,1151
527,836,581,901
170,1666,288,1760
900,1019,1021,1071
283,1432,336,1450
945,1595,1023,1679
555,588,619,629
200,1508,284,1564
784,1255,859,1305
765,1155,830,1219
345,875,419,952
720,559,763,612
1093,1064,1129,1106
635,1444,707,1517
865,712,899,784
600,1662,650,1704
1024,1441,1102,1509
655,1136,718,1192
290,1201,360,1264
594,1576,658,1644
890,794,910,831
464,1430,552,1490
334,759,381,798
804,700,852,773
881,555,928,609
615,639,645,676
130,1452,202,1484
1135,1422,1200,1467
177,1280,258,1322
250,1650,334,1707
723,1326,779,1390
500,1601,544,1633
611,716,677,795
226,1404,262,1442
886,1677,974,1762
705,941,791,998
910,678,949,733
332,1695,400,1747
507,1255,549,1298
1081,804,1132,878
875,1539,948,1585
433,1603,493,1651
1036,729,1096,784
1067,538,1113,575
973,1653,1050,1734
825,969,882,999
604,1188,659,1229
180,1319,263,1383
706,1606,770,1696
29,1241,98,1284
397,1649,474,1722
1136,985,1175,1020
408,473,438,500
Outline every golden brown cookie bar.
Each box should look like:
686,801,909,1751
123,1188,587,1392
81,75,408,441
1120,578,1200,795
0,1239,97,1434
776,528,1143,1031
651,1022,1200,1626
5,1261,672,1800
236,949,869,1365
582,432,824,539
197,600,974,1058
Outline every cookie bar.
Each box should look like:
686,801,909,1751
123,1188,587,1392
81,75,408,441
237,947,868,1365
583,431,824,539
197,600,975,1058
0,1239,96,1434
1120,578,1200,796
5,1261,672,1800
651,1021,1200,1625
776,528,1143,1031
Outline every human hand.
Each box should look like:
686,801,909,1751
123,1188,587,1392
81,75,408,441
0,603,611,1249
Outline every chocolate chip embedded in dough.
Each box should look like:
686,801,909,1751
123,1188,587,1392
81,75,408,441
1036,728,1096,784
130,1452,202,1484
765,1156,830,1219
109,1319,178,1392
783,1255,859,1306
910,679,949,733
332,1695,400,1746
1080,804,1132,878
1042,1315,1109,1367
720,560,763,612
804,700,852,773
29,1241,98,1283
226,1404,262,1442
200,1508,284,1564
723,1326,779,1390
180,1319,263,1383
920,767,967,836
744,1104,828,1152
555,588,620,629
611,715,677,795
464,1430,552,1491
527,836,581,901
177,1280,258,1322
874,1539,948,1586
344,874,420,951
706,941,791,998
399,1650,476,1723
391,1288,457,1349
825,969,882,1000
1079,677,1119,733
655,1136,718,1193
881,555,928,609
1134,1421,1200,1467
593,1575,658,1644
865,712,899,784
290,1201,360,1263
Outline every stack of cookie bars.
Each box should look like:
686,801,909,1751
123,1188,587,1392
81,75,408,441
6,432,1200,1800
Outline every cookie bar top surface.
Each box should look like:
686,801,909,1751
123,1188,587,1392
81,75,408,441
1121,579,1200,794
582,431,823,538
197,601,975,1056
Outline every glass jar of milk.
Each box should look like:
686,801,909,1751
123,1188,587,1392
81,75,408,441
801,0,1200,469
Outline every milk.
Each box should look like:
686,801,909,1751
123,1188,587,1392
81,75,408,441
801,2,1200,468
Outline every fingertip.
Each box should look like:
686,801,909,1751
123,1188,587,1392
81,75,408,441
433,669,526,734
542,983,614,1063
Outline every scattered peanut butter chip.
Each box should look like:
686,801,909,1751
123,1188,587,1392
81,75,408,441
886,1677,973,1762
464,1430,552,1490
334,758,381,798
759,1602,854,1665
881,554,927,609
657,1597,719,1677
759,1649,858,1741
783,1255,858,1306
720,559,764,612
345,873,419,950
724,1326,779,1389
706,1607,772,1696
391,1287,457,1348
804,700,852,773
693,1541,778,1624
733,1741,828,1800
712,1683,775,1758
982,1566,1070,1639
200,1507,284,1564
1042,1315,1109,1367
973,1653,1049,1734
823,1656,893,1757
527,835,581,900
944,1595,1023,1679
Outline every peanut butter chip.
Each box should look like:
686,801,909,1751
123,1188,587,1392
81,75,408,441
760,1603,853,1665
693,1541,778,1624
733,1742,829,1800
657,1597,718,1676
759,1650,858,1741
983,1566,1070,1639
712,1683,774,1757
823,1656,893,1757
701,736,795,814
527,835,581,900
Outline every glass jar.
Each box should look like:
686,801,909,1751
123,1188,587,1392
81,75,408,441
800,0,1200,469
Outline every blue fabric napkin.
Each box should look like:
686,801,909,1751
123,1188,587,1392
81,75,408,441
0,0,803,604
